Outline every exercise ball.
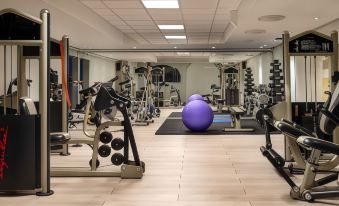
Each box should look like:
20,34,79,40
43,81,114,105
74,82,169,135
187,94,204,103
182,100,214,132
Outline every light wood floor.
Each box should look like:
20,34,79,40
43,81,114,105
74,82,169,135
1,108,339,206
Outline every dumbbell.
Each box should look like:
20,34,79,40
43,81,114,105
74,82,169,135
270,69,282,73
270,62,281,66
269,76,284,80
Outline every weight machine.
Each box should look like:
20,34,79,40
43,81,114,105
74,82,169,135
0,8,53,196
260,30,339,201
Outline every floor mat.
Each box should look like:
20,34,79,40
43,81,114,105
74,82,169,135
156,112,272,135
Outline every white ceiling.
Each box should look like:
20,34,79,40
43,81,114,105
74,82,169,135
79,0,339,49
80,0,241,45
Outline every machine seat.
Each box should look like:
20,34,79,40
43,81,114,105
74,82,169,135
297,137,339,156
274,120,314,139
50,133,70,145
230,107,245,115
216,99,224,103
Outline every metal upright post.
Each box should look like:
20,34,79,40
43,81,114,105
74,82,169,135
331,31,339,145
17,45,27,113
37,9,53,196
331,31,338,92
283,31,293,161
62,36,69,133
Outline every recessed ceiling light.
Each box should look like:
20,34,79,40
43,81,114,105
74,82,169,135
174,46,177,49
259,46,264,49
165,35,186,39
212,46,216,49
142,0,179,8
133,46,137,49
244,29,266,34
263,44,268,47
314,17,319,20
158,25,184,30
258,15,285,22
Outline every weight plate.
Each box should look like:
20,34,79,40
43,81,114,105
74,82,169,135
111,138,124,150
98,145,111,157
100,131,113,144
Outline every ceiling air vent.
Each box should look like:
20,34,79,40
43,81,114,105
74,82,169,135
258,15,285,22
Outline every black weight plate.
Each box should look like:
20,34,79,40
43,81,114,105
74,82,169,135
100,131,113,144
98,145,111,157
111,153,125,166
89,159,100,168
111,138,124,150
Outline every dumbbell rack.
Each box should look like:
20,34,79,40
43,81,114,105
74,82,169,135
244,67,255,115
269,60,285,104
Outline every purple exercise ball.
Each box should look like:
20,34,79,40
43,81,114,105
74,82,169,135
182,100,214,132
187,94,204,103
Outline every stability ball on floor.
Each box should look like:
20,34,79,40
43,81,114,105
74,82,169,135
182,100,214,132
187,94,204,103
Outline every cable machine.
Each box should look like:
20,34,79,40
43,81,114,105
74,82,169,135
268,30,339,164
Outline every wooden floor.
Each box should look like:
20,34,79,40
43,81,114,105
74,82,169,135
1,108,338,206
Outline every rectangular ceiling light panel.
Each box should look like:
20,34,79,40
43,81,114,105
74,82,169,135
158,25,184,29
142,0,179,8
165,35,186,39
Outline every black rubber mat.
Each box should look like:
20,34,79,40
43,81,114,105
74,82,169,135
156,112,272,135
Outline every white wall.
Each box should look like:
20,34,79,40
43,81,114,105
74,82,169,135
273,45,283,63
185,63,219,100
246,52,273,85
69,51,116,87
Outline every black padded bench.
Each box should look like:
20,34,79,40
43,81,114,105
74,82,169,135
274,118,314,139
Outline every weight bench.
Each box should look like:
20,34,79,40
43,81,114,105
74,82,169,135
224,106,254,132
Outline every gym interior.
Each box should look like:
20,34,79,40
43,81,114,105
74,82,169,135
0,0,339,205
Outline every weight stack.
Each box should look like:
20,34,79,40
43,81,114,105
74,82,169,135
244,67,254,115
269,60,285,104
